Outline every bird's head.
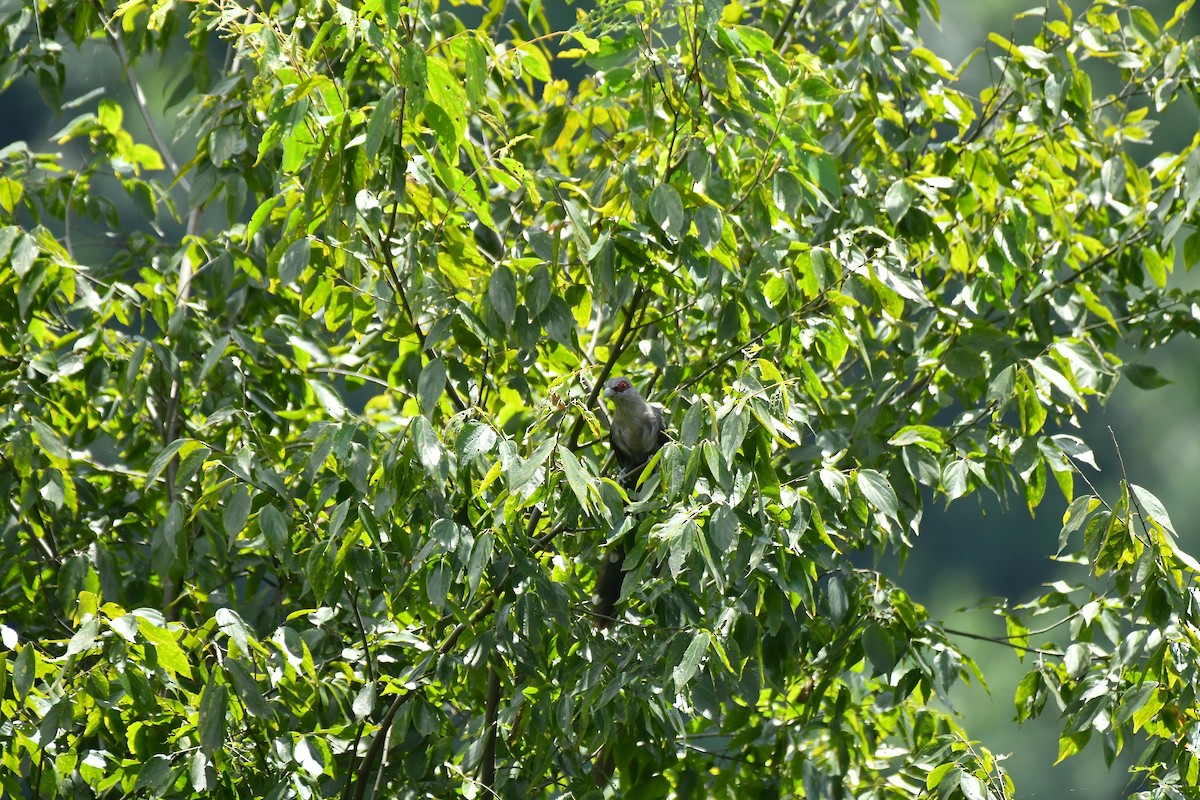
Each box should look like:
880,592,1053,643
602,377,634,399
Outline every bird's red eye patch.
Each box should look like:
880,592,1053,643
615,379,631,392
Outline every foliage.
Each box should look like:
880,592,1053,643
4,0,1200,797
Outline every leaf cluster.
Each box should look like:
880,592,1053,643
3,0,1200,798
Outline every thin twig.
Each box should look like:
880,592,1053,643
942,626,1064,658
98,11,186,189
772,0,814,50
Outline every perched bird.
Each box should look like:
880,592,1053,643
602,377,669,481
593,377,668,627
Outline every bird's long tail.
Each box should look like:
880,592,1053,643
592,542,626,627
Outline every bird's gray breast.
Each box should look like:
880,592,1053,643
611,405,663,466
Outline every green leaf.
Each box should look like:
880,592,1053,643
719,408,749,466
507,439,556,492
365,87,397,163
352,683,377,721
97,97,123,132
198,680,229,753
799,76,838,102
804,151,840,199
1131,483,1176,538
826,574,848,624
1117,682,1159,726
29,417,68,461
1143,246,1168,287
399,42,427,96
1014,671,1041,722
466,531,493,598
215,608,253,656
151,501,184,579
430,518,460,552
417,359,447,416
1184,229,1200,269
307,536,337,601
772,171,806,218
525,265,551,315
134,755,174,794
1123,363,1170,390
649,183,685,238
693,205,723,248
138,617,194,679
258,505,289,556
488,264,517,327
1129,6,1160,42
926,762,957,790
424,58,466,152
278,237,310,285
223,485,252,537
708,504,739,553
308,378,346,419
857,469,899,522
0,175,23,214
861,624,897,674
110,613,139,642
412,417,444,475
464,36,486,107
245,195,282,243
13,644,35,700
295,736,327,778
10,240,44,304
1131,686,1165,733
884,179,916,225
1064,643,1089,679
958,772,986,800
424,102,460,157
1055,730,1089,764
561,197,594,257
146,438,192,488
888,425,944,451
66,618,99,656
910,46,955,80
942,459,970,500
558,444,592,511
518,46,551,81
1059,495,1097,554
426,560,450,611
1016,373,1047,434
10,231,37,276
226,658,273,719
672,631,710,692
190,752,211,792
457,422,498,461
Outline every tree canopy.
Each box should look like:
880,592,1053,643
5,0,1200,797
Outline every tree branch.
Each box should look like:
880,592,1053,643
480,663,502,790
942,626,1064,659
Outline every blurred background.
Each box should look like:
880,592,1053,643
3,2,1198,798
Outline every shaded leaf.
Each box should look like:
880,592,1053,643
858,469,899,522
672,632,710,692
1124,364,1170,390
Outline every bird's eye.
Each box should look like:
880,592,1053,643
617,380,631,392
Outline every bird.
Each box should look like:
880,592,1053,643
593,376,668,627
603,377,669,481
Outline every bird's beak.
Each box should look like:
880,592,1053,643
602,385,613,397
